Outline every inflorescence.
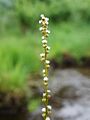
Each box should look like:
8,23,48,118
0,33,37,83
39,14,52,120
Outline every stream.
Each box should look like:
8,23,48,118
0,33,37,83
30,68,90,120
0,68,90,120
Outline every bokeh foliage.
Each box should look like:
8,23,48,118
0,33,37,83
1,0,90,32
0,0,90,94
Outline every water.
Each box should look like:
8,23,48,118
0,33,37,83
49,68,90,120
0,68,90,120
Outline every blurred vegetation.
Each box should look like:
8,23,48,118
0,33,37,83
28,98,41,112
0,0,90,98
1,0,90,33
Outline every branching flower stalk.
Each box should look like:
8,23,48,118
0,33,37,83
39,14,52,120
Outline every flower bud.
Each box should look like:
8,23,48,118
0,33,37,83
47,90,51,93
46,60,50,64
48,110,52,114
40,53,45,57
46,46,50,50
39,27,43,31
43,73,46,77
42,40,47,44
42,69,45,73
46,117,50,120
47,105,52,112
45,17,49,21
42,36,45,39
42,98,46,102
43,44,47,48
44,81,48,86
46,30,50,34
41,15,45,20
41,57,45,61
45,34,49,37
42,107,46,113
41,14,44,18
42,113,46,117
45,21,49,25
43,93,46,97
43,77,48,81
46,64,50,68
39,20,42,24
47,105,52,111
48,94,51,98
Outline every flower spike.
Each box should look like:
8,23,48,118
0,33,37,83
39,14,52,120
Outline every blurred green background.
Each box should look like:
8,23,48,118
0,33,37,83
0,0,90,101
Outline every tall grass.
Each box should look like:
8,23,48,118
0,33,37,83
49,22,90,60
0,21,90,93
0,37,40,94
